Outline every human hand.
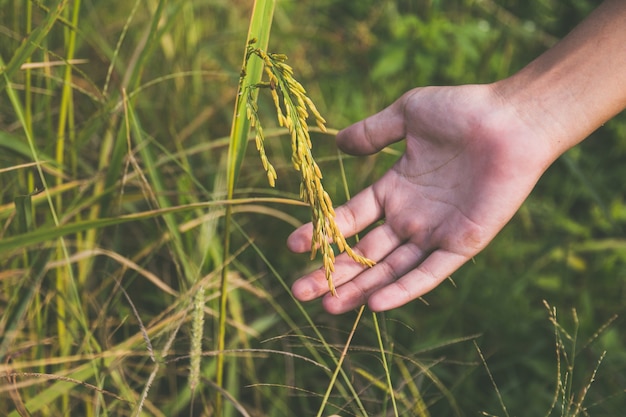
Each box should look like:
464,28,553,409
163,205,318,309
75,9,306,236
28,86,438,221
287,84,556,313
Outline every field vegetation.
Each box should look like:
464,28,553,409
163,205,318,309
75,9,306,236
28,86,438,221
1,0,625,416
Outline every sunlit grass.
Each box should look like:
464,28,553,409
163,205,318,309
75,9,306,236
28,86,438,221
1,0,625,416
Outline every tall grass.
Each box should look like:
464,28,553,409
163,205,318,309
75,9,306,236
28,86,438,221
217,1,275,413
1,0,625,416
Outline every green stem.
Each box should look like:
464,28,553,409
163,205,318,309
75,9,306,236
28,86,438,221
316,306,365,417
374,312,399,417
217,1,276,414
54,10,81,413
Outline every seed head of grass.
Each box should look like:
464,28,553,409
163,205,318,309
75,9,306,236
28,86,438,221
242,40,375,295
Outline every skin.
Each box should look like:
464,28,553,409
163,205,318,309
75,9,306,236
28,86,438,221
287,0,626,314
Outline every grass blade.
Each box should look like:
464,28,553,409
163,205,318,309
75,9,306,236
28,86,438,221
373,312,400,417
226,0,276,194
217,1,276,415
0,0,68,94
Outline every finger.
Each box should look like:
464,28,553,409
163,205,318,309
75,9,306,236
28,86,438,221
291,223,402,301
337,90,414,155
321,241,429,314
367,249,470,312
287,185,383,253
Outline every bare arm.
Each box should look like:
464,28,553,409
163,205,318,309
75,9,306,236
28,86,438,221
287,0,626,313
495,0,626,158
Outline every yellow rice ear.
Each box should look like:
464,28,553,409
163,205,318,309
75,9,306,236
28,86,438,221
243,45,375,295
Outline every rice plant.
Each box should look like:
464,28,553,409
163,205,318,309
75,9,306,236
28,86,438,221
1,1,624,416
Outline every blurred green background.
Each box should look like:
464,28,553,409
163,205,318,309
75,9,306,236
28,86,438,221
1,0,625,416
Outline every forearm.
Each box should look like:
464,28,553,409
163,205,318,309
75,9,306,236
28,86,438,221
493,0,626,159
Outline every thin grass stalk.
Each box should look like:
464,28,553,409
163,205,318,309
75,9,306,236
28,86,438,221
124,95,204,410
231,221,368,415
4,308,188,417
24,0,34,201
89,0,141,224
0,249,51,363
95,116,124,208
124,0,166,90
566,308,579,415
218,0,275,414
23,0,43,392
0,0,68,95
225,280,260,415
543,302,562,417
0,60,62,315
60,2,91,289
72,12,147,299
122,91,209,417
2,59,104,417
316,306,365,417
572,351,605,417
103,0,141,97
126,1,201,286
0,198,303,253
373,312,399,417
54,2,81,378
474,340,510,417
55,3,81,410
395,358,431,417
124,93,197,282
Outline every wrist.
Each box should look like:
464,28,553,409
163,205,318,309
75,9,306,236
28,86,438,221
490,0,626,161
479,81,561,177
489,75,574,165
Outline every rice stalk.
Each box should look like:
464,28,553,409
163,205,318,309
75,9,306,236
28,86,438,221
218,1,276,415
243,43,375,295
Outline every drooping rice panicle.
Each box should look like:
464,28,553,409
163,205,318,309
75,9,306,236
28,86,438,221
240,42,375,295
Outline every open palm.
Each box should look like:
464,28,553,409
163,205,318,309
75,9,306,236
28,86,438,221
288,84,555,313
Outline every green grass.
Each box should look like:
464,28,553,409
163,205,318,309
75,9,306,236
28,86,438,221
1,0,626,416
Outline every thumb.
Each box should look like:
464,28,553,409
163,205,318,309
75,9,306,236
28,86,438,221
336,90,412,155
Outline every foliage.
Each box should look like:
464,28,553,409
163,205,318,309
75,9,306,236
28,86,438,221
0,0,625,416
